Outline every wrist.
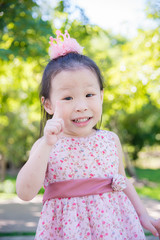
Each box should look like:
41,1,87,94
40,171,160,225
138,212,149,221
41,137,57,149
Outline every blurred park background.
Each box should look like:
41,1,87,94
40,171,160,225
0,0,160,203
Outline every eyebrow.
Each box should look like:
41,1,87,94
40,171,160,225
58,87,72,91
59,84,96,90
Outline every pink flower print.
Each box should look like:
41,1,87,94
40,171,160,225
60,160,63,163
85,165,88,169
68,147,71,150
87,232,90,236
100,235,103,238
108,194,111,198
53,175,56,179
68,174,72,178
96,160,101,165
94,144,98,148
90,173,94,177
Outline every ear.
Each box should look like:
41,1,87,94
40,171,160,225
41,96,54,115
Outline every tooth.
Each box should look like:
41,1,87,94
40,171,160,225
75,118,88,123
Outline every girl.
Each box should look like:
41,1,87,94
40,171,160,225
16,30,160,240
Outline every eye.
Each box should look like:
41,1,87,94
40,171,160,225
86,93,94,97
63,96,73,100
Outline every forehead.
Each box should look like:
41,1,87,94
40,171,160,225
51,68,100,90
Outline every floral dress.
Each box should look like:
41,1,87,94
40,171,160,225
35,130,146,240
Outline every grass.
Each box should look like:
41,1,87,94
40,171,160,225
134,167,160,201
135,167,160,182
0,232,35,236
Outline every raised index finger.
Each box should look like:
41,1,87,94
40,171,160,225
53,100,64,119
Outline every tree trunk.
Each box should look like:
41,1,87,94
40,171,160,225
0,155,6,181
123,151,136,177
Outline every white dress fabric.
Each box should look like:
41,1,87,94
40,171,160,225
35,130,146,240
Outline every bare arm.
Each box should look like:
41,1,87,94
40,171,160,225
16,138,52,201
113,132,160,238
16,101,64,201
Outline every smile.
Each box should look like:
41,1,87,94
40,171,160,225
73,117,91,123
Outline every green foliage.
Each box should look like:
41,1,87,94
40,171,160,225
0,0,160,169
108,102,160,160
0,0,52,168
0,0,52,60
102,26,160,159
146,0,160,21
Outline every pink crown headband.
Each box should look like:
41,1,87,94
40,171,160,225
49,30,84,60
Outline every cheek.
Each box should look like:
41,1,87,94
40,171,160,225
93,100,103,116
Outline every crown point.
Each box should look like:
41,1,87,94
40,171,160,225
49,30,83,60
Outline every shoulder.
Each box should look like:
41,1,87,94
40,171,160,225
107,131,122,150
99,130,120,143
30,137,44,156
109,131,121,144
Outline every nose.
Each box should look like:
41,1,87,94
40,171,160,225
75,99,88,112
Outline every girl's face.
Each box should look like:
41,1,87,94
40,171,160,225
45,68,103,137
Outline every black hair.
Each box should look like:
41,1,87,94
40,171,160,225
39,52,104,136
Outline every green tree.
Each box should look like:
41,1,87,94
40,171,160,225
0,0,52,60
0,0,53,179
103,26,160,161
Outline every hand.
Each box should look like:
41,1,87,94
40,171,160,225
44,101,64,146
140,214,160,238
150,218,160,239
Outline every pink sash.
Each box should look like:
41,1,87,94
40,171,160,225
43,178,113,204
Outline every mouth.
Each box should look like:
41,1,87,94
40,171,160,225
72,117,92,123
